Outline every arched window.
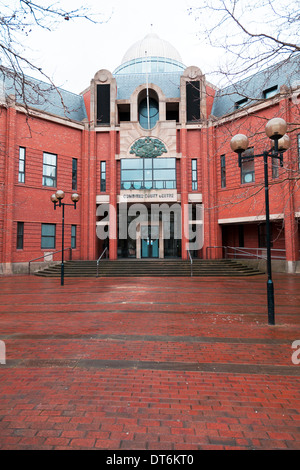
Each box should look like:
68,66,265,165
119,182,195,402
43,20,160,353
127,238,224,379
138,91,159,129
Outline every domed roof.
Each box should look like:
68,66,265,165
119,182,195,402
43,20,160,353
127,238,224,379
121,33,183,64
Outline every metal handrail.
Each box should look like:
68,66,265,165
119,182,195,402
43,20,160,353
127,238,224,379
96,247,108,277
205,246,227,259
206,245,286,260
227,246,286,260
187,249,193,277
28,247,72,274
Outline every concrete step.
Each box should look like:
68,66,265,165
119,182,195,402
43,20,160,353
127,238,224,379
34,259,263,277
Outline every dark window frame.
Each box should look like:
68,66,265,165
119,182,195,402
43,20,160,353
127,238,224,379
17,222,24,250
121,158,177,190
192,159,198,191
220,154,226,188
241,148,255,184
41,223,56,249
186,81,201,122
71,225,76,249
18,147,26,183
72,158,78,191
235,97,248,109
263,86,278,99
43,152,57,188
100,161,106,192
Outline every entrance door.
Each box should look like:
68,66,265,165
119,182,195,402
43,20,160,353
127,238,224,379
141,225,159,258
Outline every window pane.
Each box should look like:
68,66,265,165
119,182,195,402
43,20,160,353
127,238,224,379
43,166,56,177
43,153,56,165
42,224,55,236
122,169,143,180
122,159,143,170
153,158,175,169
43,177,55,187
154,169,176,180
41,238,55,249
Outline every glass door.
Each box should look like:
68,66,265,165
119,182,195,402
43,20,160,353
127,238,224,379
141,225,159,258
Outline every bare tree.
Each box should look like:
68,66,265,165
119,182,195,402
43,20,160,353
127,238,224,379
188,0,300,83
0,1,108,114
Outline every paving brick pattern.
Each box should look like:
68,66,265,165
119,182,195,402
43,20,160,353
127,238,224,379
0,273,299,450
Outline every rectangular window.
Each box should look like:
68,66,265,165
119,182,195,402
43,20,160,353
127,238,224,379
220,154,226,188
97,84,110,125
43,152,57,187
17,222,24,250
18,147,26,183
71,225,76,249
72,158,77,191
241,148,255,184
186,81,200,122
192,159,198,191
100,161,106,192
263,86,278,99
121,158,176,190
235,98,248,109
41,223,56,249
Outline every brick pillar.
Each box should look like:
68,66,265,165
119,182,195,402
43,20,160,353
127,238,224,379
283,148,299,271
109,130,117,260
201,124,222,259
81,128,97,260
180,128,188,260
281,97,299,272
88,130,97,260
3,102,16,273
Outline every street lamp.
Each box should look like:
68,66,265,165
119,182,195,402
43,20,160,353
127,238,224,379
51,190,80,286
230,118,290,325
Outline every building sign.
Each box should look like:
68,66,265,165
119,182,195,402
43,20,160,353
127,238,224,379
119,189,178,203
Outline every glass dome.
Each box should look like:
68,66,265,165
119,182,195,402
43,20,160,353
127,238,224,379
114,33,186,75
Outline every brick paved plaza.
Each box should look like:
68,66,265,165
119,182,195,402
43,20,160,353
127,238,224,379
0,273,299,450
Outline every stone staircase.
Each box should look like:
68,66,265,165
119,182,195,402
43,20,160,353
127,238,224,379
34,259,263,277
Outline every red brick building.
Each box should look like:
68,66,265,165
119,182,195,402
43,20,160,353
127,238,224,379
1,33,299,274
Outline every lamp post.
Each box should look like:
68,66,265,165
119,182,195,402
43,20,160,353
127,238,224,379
230,118,290,325
51,190,80,286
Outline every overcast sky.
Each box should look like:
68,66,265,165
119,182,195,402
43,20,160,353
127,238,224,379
21,0,220,94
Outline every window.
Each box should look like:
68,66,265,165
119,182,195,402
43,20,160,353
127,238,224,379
43,152,57,187
17,222,24,249
18,147,26,183
41,224,56,249
97,84,110,125
100,161,106,192
192,159,198,191
121,158,176,190
263,86,278,99
235,98,248,109
241,148,255,184
72,158,77,191
139,97,159,129
186,81,200,122
220,154,226,188
71,225,76,249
